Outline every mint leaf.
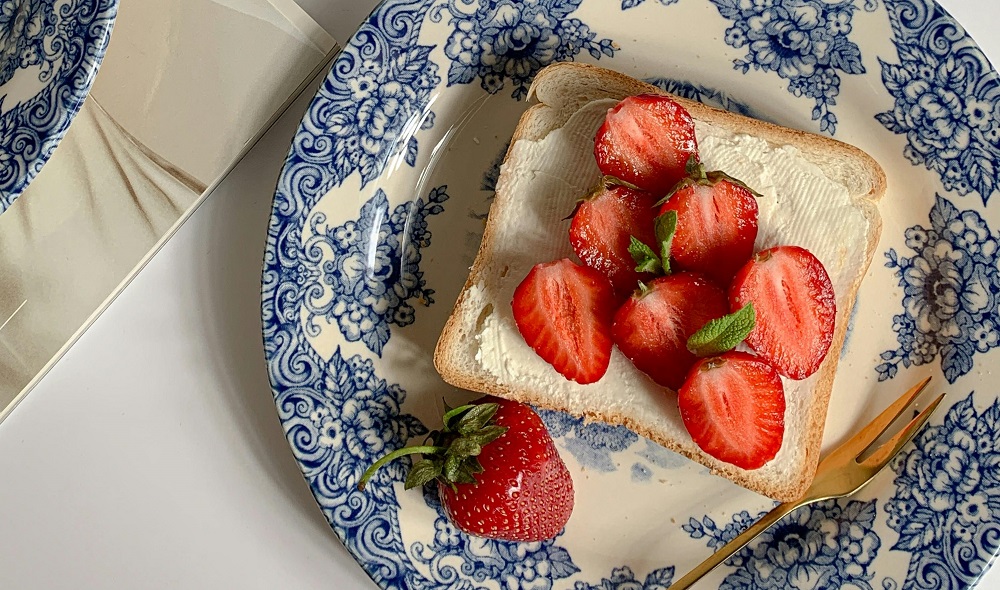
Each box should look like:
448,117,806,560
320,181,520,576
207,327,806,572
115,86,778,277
629,236,663,274
654,211,677,274
628,212,677,277
687,304,756,357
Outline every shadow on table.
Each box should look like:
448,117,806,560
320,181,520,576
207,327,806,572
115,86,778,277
191,93,371,583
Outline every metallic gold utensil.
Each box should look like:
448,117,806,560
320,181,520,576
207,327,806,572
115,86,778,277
670,376,945,590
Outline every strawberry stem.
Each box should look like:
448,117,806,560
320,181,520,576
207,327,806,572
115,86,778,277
358,401,508,492
357,445,446,491
690,161,708,183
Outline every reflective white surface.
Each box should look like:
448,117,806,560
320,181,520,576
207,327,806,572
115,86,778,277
0,1,997,588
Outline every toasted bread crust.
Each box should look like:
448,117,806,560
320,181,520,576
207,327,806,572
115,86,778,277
434,63,885,502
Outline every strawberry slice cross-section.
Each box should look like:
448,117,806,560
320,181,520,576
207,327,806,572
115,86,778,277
569,182,659,296
657,163,759,286
679,351,785,470
512,258,618,384
730,245,836,380
612,272,728,390
594,94,699,197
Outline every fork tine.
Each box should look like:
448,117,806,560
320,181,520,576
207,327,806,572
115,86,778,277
860,392,945,469
825,376,932,463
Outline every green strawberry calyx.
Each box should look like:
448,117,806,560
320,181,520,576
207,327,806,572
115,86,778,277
655,156,762,207
564,175,645,220
357,402,508,492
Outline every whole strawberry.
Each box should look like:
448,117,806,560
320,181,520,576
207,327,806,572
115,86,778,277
358,397,574,542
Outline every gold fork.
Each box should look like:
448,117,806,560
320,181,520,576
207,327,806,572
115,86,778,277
670,376,945,590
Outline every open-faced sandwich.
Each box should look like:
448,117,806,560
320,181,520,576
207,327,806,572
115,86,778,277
363,62,885,543
434,62,885,504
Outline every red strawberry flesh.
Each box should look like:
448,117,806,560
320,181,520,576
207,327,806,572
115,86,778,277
569,183,659,295
439,397,574,542
612,273,728,390
678,352,785,470
512,259,617,384
594,94,698,196
730,246,836,380
658,177,759,285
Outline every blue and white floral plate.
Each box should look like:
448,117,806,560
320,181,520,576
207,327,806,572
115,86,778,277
0,0,117,214
262,1,1000,588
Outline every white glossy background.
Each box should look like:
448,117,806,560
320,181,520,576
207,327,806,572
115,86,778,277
0,1,995,588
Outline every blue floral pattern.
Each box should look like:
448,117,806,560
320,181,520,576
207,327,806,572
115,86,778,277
272,335,584,590
537,409,638,471
575,566,674,590
301,186,448,356
878,0,1000,204
686,501,881,590
265,0,1000,588
708,0,876,134
0,0,57,89
536,410,687,482
270,341,432,588
291,0,440,191
683,510,769,551
413,485,580,590
877,196,1000,384
0,0,117,212
645,77,758,118
886,392,1000,590
621,0,678,10
432,0,616,100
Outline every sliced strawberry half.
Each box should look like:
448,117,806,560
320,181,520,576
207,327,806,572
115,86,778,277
569,182,659,295
594,94,698,197
658,164,759,285
612,273,728,390
729,246,836,380
512,259,617,384
678,351,785,470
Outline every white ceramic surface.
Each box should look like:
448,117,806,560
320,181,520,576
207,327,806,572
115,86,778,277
264,0,1000,589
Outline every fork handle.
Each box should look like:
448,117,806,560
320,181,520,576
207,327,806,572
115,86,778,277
669,500,802,590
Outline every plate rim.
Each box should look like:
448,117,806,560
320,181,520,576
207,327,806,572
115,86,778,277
261,1,1000,588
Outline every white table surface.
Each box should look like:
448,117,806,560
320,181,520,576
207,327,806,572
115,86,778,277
0,1,996,588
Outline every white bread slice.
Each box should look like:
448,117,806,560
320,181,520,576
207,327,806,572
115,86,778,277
434,63,885,502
